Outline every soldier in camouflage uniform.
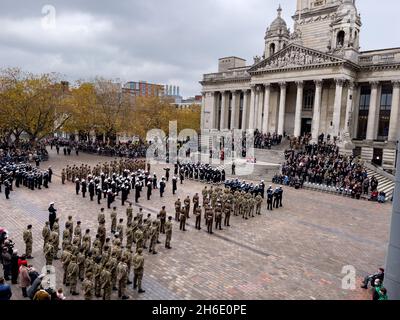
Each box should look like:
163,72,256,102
66,255,79,295
132,248,145,293
93,256,103,298
174,199,181,221
49,230,59,260
255,194,263,215
116,219,124,245
82,229,91,256
42,222,50,250
101,261,112,300
126,203,133,226
224,200,231,227
61,245,72,285
125,223,134,250
142,219,150,249
134,226,144,252
215,204,223,231
98,208,106,225
117,257,130,299
83,272,94,300
110,207,117,234
165,216,173,249
23,225,33,259
74,221,82,246
44,242,54,266
149,221,158,254
77,248,86,281
109,251,119,291
65,216,74,242
194,205,202,230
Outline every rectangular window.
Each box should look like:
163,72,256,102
357,86,371,139
377,85,393,140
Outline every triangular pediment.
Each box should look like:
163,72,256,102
249,44,347,73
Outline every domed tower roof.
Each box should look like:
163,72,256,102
265,5,289,39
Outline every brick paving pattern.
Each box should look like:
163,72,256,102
0,148,391,300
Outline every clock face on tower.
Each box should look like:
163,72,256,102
313,0,326,7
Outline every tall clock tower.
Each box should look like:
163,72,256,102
293,0,347,53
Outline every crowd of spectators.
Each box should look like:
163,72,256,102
253,130,283,149
0,143,48,163
49,138,148,159
0,228,64,300
275,134,384,201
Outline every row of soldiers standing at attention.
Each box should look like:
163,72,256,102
61,159,147,184
1,162,53,199
36,203,173,300
173,185,264,234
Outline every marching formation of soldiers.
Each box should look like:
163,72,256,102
38,204,174,300
173,182,265,235
62,159,156,208
0,162,53,199
174,162,226,185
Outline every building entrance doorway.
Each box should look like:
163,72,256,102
372,148,383,166
301,118,312,136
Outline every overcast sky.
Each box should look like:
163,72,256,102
0,0,399,97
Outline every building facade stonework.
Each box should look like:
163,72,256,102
200,0,400,171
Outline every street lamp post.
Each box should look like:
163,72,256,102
384,138,400,300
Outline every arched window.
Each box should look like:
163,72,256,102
270,43,276,56
337,31,345,47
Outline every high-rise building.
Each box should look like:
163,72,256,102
123,81,165,97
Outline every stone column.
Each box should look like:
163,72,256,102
254,86,260,130
220,91,226,130
388,81,400,142
352,85,361,138
248,86,256,130
294,81,304,137
344,81,355,134
277,82,287,136
366,81,379,141
200,93,206,130
262,84,271,134
257,86,264,130
211,92,217,129
311,80,323,141
230,91,237,130
332,79,344,138
242,90,249,130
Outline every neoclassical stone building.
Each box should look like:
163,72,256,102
200,0,400,171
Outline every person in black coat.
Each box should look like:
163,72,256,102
81,180,87,198
48,167,53,183
172,176,177,195
75,179,80,195
147,182,152,200
164,168,170,182
160,178,166,198
135,182,141,203
89,181,95,201
4,181,10,200
48,203,57,230
11,250,19,284
96,187,102,205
